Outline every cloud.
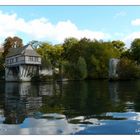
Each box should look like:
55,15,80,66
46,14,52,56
0,10,110,44
114,32,124,37
123,32,140,48
131,19,140,26
123,18,140,47
124,32,140,41
114,11,127,19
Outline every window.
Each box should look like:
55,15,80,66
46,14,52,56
35,57,38,62
28,56,39,62
15,57,18,62
6,59,9,64
10,58,14,64
28,56,34,61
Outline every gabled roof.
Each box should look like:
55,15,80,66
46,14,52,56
6,44,40,58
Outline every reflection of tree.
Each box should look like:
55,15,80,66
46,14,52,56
61,80,131,117
117,81,138,102
39,82,64,114
62,81,88,117
115,81,140,112
85,81,113,115
3,97,26,124
131,81,140,112
38,80,120,117
134,91,140,112
0,83,5,110
4,83,27,124
39,95,64,114
61,81,115,117
2,80,140,124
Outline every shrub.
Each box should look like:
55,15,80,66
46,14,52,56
117,58,140,79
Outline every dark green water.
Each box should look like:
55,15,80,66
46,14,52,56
0,80,140,134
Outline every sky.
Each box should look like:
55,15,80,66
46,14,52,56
0,6,140,47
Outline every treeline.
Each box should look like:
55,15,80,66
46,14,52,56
36,37,140,80
35,38,121,80
1,36,140,80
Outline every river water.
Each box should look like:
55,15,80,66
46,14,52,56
0,80,140,135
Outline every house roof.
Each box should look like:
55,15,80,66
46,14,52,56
6,44,40,58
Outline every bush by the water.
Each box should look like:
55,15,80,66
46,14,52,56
32,75,53,82
117,58,140,79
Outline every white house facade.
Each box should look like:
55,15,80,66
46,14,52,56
5,44,41,81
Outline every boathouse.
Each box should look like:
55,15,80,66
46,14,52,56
5,44,41,81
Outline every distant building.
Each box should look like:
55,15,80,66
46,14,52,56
109,58,120,79
5,44,41,81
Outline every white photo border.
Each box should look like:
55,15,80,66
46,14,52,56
0,0,140,5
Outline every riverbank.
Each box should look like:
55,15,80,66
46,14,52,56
1,77,140,83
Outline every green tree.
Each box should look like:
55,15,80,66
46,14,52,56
85,40,120,79
62,38,120,79
130,38,140,64
112,40,125,53
37,42,64,80
62,37,79,61
37,42,53,69
117,58,140,79
77,57,87,80
121,49,132,59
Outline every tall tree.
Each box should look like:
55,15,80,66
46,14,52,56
37,42,64,80
117,58,140,79
77,57,87,80
112,40,125,53
2,36,23,58
62,37,79,61
36,42,53,69
130,38,140,64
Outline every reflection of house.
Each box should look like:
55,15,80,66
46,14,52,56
4,82,43,124
25,97,42,113
5,44,41,81
39,84,53,96
4,83,26,124
19,82,31,96
4,82,55,124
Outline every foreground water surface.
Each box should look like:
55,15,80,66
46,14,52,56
0,80,140,135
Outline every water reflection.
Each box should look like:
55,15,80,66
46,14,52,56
0,80,140,134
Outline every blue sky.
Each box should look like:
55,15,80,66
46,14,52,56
0,6,140,47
